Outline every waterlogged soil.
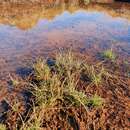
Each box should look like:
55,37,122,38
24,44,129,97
0,0,130,129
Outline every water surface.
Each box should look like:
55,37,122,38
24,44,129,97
0,1,130,77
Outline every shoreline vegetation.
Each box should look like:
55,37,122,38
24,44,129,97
0,49,129,129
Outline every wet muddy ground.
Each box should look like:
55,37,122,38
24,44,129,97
0,0,130,129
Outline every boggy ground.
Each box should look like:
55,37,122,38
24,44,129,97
0,48,129,130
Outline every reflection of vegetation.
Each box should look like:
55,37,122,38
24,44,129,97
0,1,130,29
0,0,81,30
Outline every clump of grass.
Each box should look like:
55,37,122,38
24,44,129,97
25,57,89,128
31,74,63,108
88,94,104,107
102,49,116,61
55,50,82,73
7,50,104,129
31,59,87,109
83,64,105,86
9,75,20,87
30,50,104,111
31,50,104,110
21,106,43,130
5,99,25,129
0,124,6,130
33,58,51,81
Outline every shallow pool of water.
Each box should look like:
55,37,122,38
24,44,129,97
0,1,130,77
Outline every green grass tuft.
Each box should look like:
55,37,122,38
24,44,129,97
102,49,116,61
83,64,105,86
31,50,104,110
88,94,103,107
55,50,82,74
10,75,20,87
31,50,102,111
33,58,51,81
